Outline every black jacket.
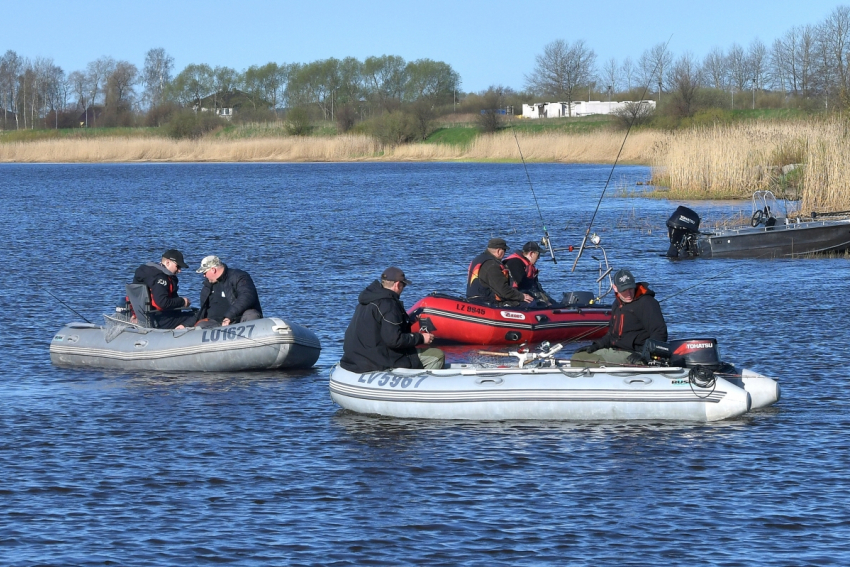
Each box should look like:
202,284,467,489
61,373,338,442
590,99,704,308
133,262,185,311
467,251,525,306
197,264,262,322
595,283,668,352
340,280,424,373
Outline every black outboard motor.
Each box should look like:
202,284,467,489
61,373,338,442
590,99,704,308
643,338,721,368
666,205,701,258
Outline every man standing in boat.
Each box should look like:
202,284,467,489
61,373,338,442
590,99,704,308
341,267,445,372
503,241,555,306
571,268,668,367
131,249,196,329
192,255,263,328
467,238,533,307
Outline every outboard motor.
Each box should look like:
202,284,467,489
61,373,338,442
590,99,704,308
643,338,721,367
666,205,701,258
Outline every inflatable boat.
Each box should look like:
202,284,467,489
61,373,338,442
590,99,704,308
408,292,610,345
329,339,780,422
50,316,321,372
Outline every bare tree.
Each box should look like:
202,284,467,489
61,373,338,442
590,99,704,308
818,5,850,97
600,57,619,98
85,56,115,126
670,52,703,117
702,47,728,90
107,61,138,107
638,43,673,101
1,50,23,129
142,48,174,109
726,43,750,99
620,57,635,92
747,39,768,90
363,55,407,111
525,39,596,116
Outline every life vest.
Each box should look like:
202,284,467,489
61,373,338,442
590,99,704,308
149,276,175,311
467,252,510,303
503,252,538,288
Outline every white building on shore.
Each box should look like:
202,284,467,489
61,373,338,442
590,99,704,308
521,100,655,119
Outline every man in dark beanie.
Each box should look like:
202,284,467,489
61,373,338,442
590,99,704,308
467,238,533,306
341,267,445,373
571,268,667,367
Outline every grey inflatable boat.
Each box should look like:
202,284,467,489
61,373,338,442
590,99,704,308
50,316,321,372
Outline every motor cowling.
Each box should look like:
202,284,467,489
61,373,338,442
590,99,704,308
666,206,701,258
643,338,721,367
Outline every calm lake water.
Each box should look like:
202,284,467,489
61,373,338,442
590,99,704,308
2,162,849,566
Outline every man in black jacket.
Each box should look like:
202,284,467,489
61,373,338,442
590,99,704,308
132,249,195,329
467,238,533,307
571,268,668,367
194,255,263,328
503,241,555,306
340,267,445,373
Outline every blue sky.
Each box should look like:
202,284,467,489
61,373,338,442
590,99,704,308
2,0,845,93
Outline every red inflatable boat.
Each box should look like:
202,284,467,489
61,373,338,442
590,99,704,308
408,293,611,345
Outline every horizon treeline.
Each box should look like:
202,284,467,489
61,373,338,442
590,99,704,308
1,4,850,135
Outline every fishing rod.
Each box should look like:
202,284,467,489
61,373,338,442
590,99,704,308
513,128,557,264
571,34,674,272
41,287,92,324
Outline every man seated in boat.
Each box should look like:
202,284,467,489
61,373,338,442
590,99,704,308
467,238,533,307
503,241,556,306
191,255,263,329
131,249,196,329
570,269,668,367
340,267,445,372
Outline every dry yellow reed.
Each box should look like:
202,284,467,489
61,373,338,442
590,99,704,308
3,120,848,211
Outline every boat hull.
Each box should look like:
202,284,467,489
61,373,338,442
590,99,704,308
329,363,770,422
408,294,610,345
698,220,850,259
50,317,321,372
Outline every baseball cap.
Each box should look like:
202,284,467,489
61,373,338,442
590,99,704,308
487,238,508,250
381,266,413,285
163,249,189,269
613,269,636,291
196,255,223,274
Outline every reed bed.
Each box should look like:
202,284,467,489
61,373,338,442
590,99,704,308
0,129,662,164
650,118,850,211
4,119,849,211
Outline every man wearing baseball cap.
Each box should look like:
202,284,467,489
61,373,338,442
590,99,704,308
467,238,533,306
131,249,195,329
341,266,445,372
571,268,667,367
192,255,263,328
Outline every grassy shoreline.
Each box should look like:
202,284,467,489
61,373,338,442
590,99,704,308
3,116,848,212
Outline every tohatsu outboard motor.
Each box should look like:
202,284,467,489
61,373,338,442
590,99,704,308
666,205,701,258
643,338,721,367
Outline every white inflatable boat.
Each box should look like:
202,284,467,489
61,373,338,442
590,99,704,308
50,316,321,372
328,341,780,422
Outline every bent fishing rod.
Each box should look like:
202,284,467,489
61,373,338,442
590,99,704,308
513,128,558,264
41,286,92,324
571,34,674,272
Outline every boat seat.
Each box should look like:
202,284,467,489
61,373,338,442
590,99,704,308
125,283,156,328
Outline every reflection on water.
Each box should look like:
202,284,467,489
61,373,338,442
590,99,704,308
2,163,849,566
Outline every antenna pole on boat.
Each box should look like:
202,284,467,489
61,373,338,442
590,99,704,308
513,128,557,264
571,34,674,272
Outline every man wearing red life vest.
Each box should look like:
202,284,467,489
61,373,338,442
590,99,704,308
503,241,555,306
467,238,533,307
570,268,668,367
131,249,195,329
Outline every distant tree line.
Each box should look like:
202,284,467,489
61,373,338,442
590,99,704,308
524,5,850,123
2,5,850,137
0,48,461,139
